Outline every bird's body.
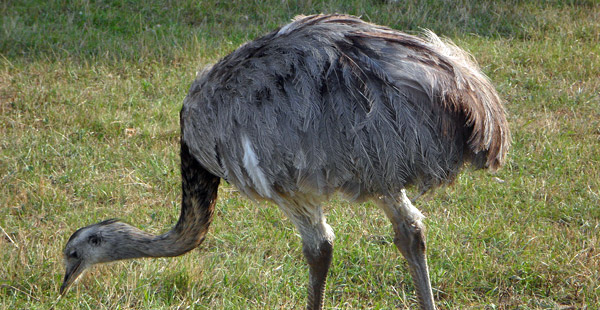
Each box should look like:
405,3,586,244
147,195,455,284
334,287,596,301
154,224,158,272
183,14,507,202
62,14,509,310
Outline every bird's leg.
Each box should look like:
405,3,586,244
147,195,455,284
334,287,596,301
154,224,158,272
277,200,334,310
303,238,333,310
392,218,435,310
376,191,436,310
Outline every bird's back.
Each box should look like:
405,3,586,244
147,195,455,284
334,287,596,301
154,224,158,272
181,14,510,201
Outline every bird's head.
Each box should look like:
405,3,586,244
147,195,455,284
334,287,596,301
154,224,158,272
60,219,121,295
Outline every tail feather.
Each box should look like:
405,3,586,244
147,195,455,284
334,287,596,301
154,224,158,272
421,30,510,169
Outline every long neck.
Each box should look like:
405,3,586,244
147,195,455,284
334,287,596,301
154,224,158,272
154,140,220,256
111,141,220,259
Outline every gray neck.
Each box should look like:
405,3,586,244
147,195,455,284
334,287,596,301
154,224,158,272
106,140,220,260
106,225,214,260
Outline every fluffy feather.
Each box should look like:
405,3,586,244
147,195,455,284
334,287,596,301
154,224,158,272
182,14,510,201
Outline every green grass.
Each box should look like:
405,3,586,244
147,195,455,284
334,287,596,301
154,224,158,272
1,0,599,309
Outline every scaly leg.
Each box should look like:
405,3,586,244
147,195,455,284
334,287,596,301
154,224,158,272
303,238,333,310
376,190,436,310
276,198,334,310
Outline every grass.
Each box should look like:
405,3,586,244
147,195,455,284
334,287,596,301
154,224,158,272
1,0,599,309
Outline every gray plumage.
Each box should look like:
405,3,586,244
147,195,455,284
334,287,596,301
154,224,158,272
183,14,508,202
62,14,510,310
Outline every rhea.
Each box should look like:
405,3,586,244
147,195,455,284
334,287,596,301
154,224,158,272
61,14,509,310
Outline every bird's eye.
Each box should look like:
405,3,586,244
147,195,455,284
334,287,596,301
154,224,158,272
68,251,79,259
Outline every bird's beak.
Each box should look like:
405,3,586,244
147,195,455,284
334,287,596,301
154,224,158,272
60,260,83,295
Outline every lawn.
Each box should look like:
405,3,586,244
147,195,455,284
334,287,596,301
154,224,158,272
1,0,599,309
